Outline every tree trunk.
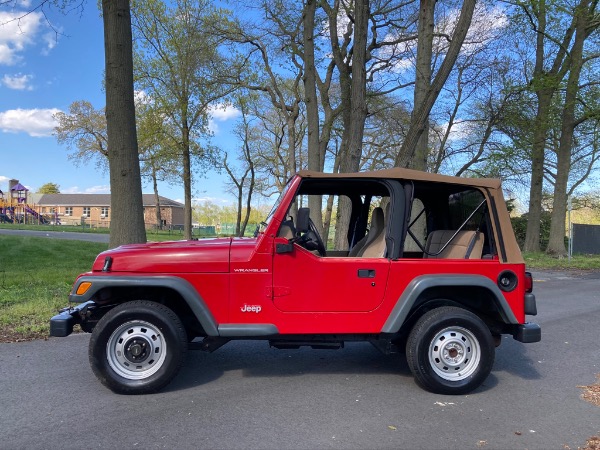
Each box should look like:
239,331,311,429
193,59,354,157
346,0,369,168
547,2,588,256
102,0,146,249
524,0,549,253
152,164,162,230
524,92,551,252
303,0,324,235
411,0,436,171
235,184,243,237
240,170,254,237
182,124,193,240
523,0,577,252
334,0,370,250
394,0,476,168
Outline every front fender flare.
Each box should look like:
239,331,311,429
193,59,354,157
69,275,219,336
381,274,519,333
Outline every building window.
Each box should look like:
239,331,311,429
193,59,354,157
101,207,109,218
83,207,90,217
65,207,73,216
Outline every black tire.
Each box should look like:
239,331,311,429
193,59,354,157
89,300,188,395
406,306,495,395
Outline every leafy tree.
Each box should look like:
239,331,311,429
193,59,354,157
219,94,257,237
510,0,593,253
54,101,109,172
511,211,552,251
37,183,61,194
136,100,181,230
546,0,600,255
394,0,477,170
132,0,234,240
54,98,178,230
222,3,305,202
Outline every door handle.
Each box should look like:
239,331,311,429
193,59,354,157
358,269,375,278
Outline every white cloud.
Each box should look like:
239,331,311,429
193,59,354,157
208,103,241,121
207,103,241,134
0,9,58,65
192,196,233,205
2,73,33,90
62,185,111,194
436,4,509,56
439,120,473,143
41,30,59,54
0,108,61,137
84,185,111,194
134,90,152,105
0,10,44,65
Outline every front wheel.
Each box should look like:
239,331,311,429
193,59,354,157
89,300,188,394
406,306,495,395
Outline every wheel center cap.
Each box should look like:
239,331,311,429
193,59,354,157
130,343,143,356
443,342,464,364
124,337,151,363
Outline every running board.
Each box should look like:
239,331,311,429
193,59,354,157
269,340,344,350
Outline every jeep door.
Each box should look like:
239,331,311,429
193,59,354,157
272,185,393,313
272,247,390,312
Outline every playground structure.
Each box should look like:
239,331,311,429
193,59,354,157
0,179,60,225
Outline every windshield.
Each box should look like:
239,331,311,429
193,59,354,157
255,179,293,235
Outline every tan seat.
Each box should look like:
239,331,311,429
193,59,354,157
349,207,383,257
424,230,484,259
358,205,388,258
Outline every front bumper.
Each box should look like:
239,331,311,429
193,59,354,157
512,322,541,343
49,301,96,337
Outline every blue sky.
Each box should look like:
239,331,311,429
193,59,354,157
0,2,238,205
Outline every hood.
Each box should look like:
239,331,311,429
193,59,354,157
92,238,232,273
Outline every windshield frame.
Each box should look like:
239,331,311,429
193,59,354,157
255,178,294,235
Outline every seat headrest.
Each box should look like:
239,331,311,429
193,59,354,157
370,207,384,232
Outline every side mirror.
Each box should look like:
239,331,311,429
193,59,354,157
296,207,310,233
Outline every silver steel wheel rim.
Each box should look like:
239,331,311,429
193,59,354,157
428,326,481,381
106,320,167,380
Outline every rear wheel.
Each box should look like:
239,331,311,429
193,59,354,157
89,300,187,394
406,306,494,395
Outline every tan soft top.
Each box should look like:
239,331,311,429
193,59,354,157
297,168,501,189
296,168,522,264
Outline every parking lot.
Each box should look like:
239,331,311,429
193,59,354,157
0,269,598,449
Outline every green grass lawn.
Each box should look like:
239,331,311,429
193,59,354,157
0,235,107,341
523,252,600,270
0,233,599,343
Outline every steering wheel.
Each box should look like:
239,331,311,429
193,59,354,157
302,218,326,257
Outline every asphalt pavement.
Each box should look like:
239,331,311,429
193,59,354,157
0,228,110,243
0,269,598,449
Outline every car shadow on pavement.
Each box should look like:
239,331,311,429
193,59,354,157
492,336,542,380
165,338,539,394
165,341,414,393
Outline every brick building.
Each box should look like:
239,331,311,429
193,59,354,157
32,193,184,228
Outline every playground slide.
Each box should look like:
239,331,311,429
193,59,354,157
24,206,50,224
0,205,59,225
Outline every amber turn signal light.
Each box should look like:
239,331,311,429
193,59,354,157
76,282,92,295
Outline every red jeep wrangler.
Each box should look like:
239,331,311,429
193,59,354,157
50,168,540,395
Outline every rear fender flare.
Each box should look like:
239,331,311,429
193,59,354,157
381,274,518,333
69,275,219,336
